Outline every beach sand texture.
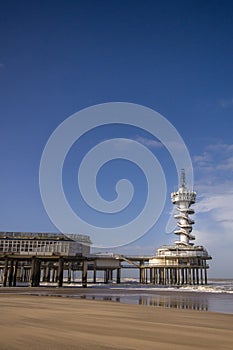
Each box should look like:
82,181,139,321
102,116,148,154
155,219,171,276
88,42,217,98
0,295,233,350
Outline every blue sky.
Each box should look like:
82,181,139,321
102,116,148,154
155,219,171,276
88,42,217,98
0,0,233,277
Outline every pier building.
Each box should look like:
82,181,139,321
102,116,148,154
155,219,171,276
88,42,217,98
0,232,92,287
0,232,91,256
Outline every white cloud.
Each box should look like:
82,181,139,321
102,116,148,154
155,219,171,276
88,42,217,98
217,156,233,171
110,138,135,150
193,143,233,277
206,143,233,152
196,191,233,236
104,137,162,153
194,197,233,278
134,136,163,149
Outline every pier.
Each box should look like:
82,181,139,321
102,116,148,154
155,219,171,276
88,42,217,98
0,251,210,287
0,171,212,288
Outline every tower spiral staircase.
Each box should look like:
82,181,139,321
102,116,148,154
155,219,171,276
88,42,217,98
171,169,196,246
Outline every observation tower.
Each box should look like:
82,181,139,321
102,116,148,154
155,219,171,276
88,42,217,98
171,169,196,246
148,170,212,285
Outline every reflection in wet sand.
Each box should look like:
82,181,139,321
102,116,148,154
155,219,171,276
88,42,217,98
138,295,208,311
79,294,208,311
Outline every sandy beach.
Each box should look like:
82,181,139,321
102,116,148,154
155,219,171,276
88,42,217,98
0,292,233,350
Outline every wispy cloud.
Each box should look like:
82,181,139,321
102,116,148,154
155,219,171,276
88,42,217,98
207,143,233,153
193,143,233,183
193,143,233,276
109,138,136,151
219,97,233,108
195,189,233,277
101,136,163,154
0,63,4,69
134,136,163,149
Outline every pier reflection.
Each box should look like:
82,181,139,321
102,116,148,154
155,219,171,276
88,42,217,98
138,295,208,311
79,294,208,311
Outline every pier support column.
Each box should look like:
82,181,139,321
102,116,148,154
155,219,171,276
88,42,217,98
24,267,30,282
82,260,88,288
150,268,155,284
35,259,41,287
13,260,18,287
166,268,169,285
41,265,45,282
200,267,203,285
204,265,208,285
184,268,188,284
139,261,144,283
16,265,22,282
45,263,51,283
2,257,9,287
67,263,72,284
140,268,146,284
57,258,64,288
196,268,199,285
176,268,180,285
8,259,14,287
167,268,170,284
42,263,49,282
181,268,184,285
20,267,24,282
158,268,162,284
51,266,57,282
153,268,156,284
30,257,36,287
188,267,192,285
144,268,147,283
30,258,41,287
192,268,196,285
104,269,112,284
116,268,121,284
93,262,97,283
170,268,175,285
104,269,108,284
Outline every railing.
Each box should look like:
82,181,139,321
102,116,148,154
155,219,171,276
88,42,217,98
0,231,92,244
65,233,92,244
156,250,210,258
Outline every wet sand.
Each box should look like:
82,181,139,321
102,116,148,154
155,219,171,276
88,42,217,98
0,291,233,350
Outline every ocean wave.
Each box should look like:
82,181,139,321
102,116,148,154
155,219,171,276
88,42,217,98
109,278,233,294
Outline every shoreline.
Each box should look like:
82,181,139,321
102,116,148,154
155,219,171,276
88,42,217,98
1,286,233,314
0,294,233,350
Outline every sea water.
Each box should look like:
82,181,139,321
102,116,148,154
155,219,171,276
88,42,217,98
73,278,233,314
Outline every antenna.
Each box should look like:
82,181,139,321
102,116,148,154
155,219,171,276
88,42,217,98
180,168,186,188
